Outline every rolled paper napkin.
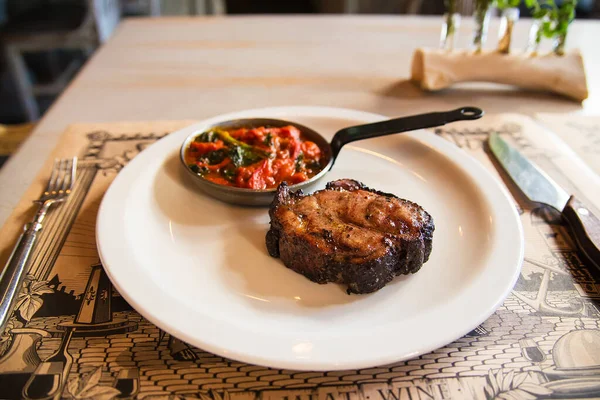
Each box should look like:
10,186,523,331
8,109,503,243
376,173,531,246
410,48,589,102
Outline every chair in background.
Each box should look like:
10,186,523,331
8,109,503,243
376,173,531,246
145,0,226,16
2,0,121,121
340,0,425,14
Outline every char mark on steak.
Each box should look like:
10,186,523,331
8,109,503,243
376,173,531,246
265,179,434,294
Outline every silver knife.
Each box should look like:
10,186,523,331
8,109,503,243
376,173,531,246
488,133,600,270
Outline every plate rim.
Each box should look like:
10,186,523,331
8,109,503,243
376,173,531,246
96,105,524,371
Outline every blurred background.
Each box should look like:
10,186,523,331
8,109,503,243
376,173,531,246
0,0,598,167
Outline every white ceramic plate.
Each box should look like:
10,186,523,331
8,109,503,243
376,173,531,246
97,106,523,371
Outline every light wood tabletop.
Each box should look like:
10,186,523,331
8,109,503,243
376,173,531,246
1,15,599,226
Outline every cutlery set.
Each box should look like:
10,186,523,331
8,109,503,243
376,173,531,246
0,157,77,333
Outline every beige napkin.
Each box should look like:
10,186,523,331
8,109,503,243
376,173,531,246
411,48,589,102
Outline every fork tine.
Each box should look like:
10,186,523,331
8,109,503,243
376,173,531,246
45,159,60,194
59,159,67,192
59,159,72,193
69,157,78,192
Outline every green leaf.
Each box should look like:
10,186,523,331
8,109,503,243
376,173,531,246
204,149,228,165
195,131,218,143
295,152,305,172
519,383,553,395
189,164,208,176
542,21,555,37
264,132,273,146
229,145,262,168
222,165,237,182
497,0,521,8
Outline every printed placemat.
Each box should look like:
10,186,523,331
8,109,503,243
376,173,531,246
0,115,599,400
535,113,600,178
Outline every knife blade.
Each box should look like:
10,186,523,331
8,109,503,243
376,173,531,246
488,133,600,270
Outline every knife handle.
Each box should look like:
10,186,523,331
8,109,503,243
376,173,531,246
562,196,600,270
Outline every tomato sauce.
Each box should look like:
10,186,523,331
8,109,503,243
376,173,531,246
184,125,325,190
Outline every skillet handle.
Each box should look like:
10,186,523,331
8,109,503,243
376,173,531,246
330,107,484,159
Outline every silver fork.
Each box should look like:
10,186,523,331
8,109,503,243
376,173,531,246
0,157,77,332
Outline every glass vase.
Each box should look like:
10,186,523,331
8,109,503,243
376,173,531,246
440,13,461,51
497,7,520,54
526,18,544,55
553,33,567,56
472,7,492,52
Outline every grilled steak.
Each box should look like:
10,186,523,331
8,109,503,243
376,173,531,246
265,179,435,294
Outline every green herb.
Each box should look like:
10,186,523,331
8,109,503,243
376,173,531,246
194,131,218,143
306,160,321,173
212,129,272,159
229,145,263,168
295,153,304,172
222,164,237,182
264,132,273,146
189,164,208,175
204,149,228,165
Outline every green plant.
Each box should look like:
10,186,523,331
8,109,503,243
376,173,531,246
473,0,494,51
551,0,577,54
445,0,458,15
524,0,553,51
496,0,522,9
525,0,577,55
496,2,521,53
444,0,458,40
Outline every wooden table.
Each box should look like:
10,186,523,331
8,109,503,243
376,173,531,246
1,15,599,226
